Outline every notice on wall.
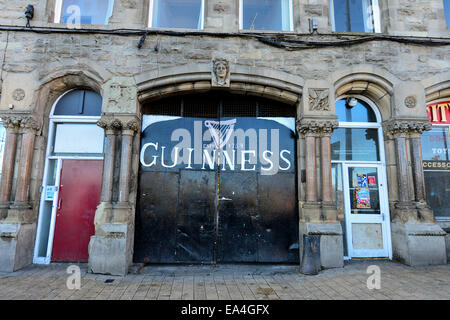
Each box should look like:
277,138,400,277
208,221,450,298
356,187,371,209
368,176,377,187
45,186,57,201
357,174,368,187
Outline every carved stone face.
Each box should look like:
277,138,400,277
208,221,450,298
214,61,228,83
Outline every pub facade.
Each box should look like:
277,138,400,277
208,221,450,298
0,0,448,275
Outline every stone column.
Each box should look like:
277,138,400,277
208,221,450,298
305,133,318,203
118,121,138,204
0,118,20,216
89,116,140,276
7,117,40,222
387,119,447,266
387,121,417,222
97,119,121,204
408,124,435,223
320,121,339,222
297,119,343,270
0,115,41,272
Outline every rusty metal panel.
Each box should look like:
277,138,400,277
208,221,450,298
135,171,179,263
257,173,299,262
217,171,259,262
176,170,217,263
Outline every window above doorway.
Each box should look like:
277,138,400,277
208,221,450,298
240,0,293,31
149,0,205,29
444,0,450,28
54,0,114,25
329,0,381,33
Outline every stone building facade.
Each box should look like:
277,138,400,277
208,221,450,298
0,0,448,275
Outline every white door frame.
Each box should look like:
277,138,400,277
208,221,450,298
33,90,103,264
342,162,392,259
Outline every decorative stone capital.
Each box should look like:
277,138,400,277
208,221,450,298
384,120,432,137
20,116,41,133
126,119,139,132
122,120,140,136
1,115,41,134
296,119,338,137
97,115,140,135
97,118,122,133
2,116,22,132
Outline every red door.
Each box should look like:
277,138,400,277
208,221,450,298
51,160,103,262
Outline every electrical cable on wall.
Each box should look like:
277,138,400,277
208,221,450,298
0,31,9,87
0,25,450,50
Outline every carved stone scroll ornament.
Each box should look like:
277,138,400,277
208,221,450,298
308,89,330,111
212,58,230,87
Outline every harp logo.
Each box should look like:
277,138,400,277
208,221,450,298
204,119,237,149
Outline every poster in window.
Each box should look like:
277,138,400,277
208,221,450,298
368,176,376,187
357,174,368,187
356,187,371,209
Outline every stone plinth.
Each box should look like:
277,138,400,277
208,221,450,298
391,222,447,266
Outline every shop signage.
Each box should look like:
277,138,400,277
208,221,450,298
426,101,450,124
140,116,296,176
422,160,450,171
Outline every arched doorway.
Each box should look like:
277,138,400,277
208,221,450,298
331,96,392,259
135,92,299,264
33,89,105,264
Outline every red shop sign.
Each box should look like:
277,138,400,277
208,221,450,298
427,101,450,124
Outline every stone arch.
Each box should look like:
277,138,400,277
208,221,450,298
332,68,397,121
423,77,450,103
33,70,106,120
135,64,303,106
25,70,106,209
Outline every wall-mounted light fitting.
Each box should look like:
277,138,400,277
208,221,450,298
25,5,34,28
346,97,358,108
309,18,318,34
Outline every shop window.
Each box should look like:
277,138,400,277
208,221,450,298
0,93,4,182
421,126,450,219
0,123,4,182
332,98,381,161
445,0,450,28
51,90,103,155
240,0,293,31
330,0,380,33
53,90,102,116
331,128,380,161
149,0,204,29
335,98,377,122
54,0,114,25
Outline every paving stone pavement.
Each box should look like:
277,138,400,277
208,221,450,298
0,261,448,300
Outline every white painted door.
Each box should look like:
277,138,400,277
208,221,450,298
343,164,391,258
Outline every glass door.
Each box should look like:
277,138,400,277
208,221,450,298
343,164,391,258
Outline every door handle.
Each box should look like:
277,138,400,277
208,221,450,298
58,198,62,210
